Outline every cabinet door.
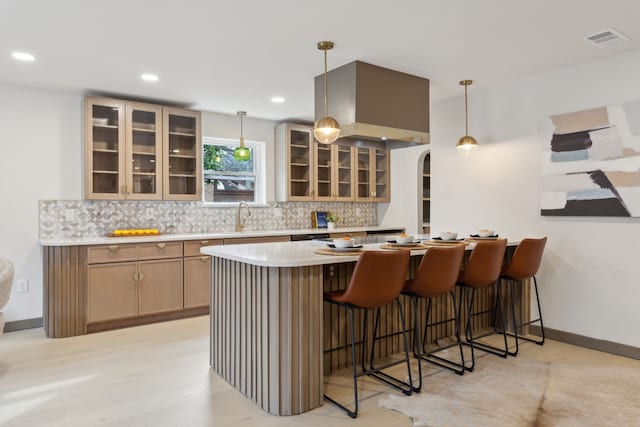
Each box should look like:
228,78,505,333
87,262,138,322
126,103,163,200
355,147,372,201
314,142,333,200
184,256,211,309
163,108,202,200
85,97,126,200
371,148,390,202
287,125,315,200
139,258,184,315
333,145,355,200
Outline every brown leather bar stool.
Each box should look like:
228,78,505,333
500,237,548,356
324,250,413,418
402,245,466,390
457,239,508,372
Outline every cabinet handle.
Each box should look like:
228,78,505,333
133,272,139,281
108,245,119,252
139,272,145,281
157,243,166,249
200,240,209,245
200,256,209,262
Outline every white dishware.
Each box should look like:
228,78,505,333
439,231,458,241
396,234,415,244
92,117,109,126
477,229,495,238
333,238,355,248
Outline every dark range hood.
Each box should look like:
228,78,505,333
314,61,430,145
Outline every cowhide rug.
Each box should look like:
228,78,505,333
379,352,640,426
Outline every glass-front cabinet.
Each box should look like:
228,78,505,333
314,143,332,200
355,147,390,202
85,98,126,199
276,123,314,201
85,97,201,201
163,108,202,200
334,144,355,200
314,143,354,201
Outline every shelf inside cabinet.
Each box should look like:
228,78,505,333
132,128,156,133
290,162,308,167
169,173,197,178
93,124,118,129
169,154,196,159
93,148,118,153
133,172,157,176
93,170,119,174
290,144,309,149
291,179,310,183
169,131,195,137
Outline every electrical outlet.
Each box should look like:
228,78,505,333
64,209,76,221
146,208,155,220
17,278,29,293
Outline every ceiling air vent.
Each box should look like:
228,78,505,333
584,29,630,47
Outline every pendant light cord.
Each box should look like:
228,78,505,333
464,83,469,137
324,48,328,117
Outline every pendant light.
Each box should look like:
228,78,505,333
313,41,341,144
456,80,478,152
234,111,251,161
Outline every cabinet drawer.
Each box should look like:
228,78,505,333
138,241,183,260
87,244,138,264
223,235,290,245
185,239,223,257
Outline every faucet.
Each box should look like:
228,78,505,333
236,201,251,232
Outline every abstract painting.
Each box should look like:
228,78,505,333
540,102,640,217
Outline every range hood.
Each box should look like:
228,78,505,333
314,61,430,144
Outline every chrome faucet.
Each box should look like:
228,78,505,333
236,201,251,232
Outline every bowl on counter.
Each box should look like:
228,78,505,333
333,237,355,248
477,229,495,237
439,231,458,241
396,234,415,244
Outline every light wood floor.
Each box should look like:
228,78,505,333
0,316,637,426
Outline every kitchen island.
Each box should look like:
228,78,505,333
201,239,526,416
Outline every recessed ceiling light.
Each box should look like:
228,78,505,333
11,51,35,62
271,96,285,104
141,73,159,82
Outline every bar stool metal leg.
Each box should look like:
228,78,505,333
504,276,545,347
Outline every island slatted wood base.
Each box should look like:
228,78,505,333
209,248,529,416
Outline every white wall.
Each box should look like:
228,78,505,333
0,83,84,322
382,50,640,348
0,84,280,324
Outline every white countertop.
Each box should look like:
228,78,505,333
200,239,520,268
39,226,404,246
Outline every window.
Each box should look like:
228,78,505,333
202,137,265,204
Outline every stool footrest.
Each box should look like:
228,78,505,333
418,353,465,375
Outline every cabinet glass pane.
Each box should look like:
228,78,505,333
168,114,197,196
375,149,388,199
91,104,121,194
423,154,431,224
315,143,332,198
336,145,353,198
289,129,312,198
131,109,159,195
357,148,370,198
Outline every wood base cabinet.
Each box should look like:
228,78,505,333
139,259,184,315
88,262,139,323
184,257,211,309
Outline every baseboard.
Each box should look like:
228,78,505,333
3,317,44,333
530,325,640,360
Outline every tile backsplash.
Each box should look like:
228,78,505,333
39,200,377,239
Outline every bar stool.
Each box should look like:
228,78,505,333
457,239,508,372
323,250,413,418
500,237,548,356
402,245,466,390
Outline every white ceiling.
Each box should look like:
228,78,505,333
1,0,639,122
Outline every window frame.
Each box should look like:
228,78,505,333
202,136,267,206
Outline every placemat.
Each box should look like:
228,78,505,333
379,243,428,250
314,248,363,256
421,241,469,248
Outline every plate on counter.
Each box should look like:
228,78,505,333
468,234,499,240
386,240,424,247
430,237,465,243
326,244,364,252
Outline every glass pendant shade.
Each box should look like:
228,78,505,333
234,138,251,161
313,116,341,144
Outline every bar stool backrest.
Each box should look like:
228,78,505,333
339,250,410,309
404,245,465,298
502,237,547,280
460,239,507,288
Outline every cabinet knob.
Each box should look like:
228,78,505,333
139,272,145,281
200,240,209,245
157,243,166,249
200,256,209,262
108,245,119,252
133,272,139,281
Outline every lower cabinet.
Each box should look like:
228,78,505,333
184,256,212,308
88,262,139,323
139,258,184,315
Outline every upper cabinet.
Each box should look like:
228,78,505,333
276,122,387,202
276,123,315,201
163,108,202,200
85,97,201,201
355,147,390,202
